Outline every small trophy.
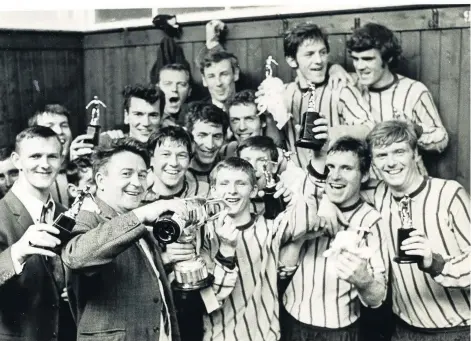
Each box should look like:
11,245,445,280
265,55,278,78
295,83,326,150
50,185,93,254
153,197,228,291
85,96,107,146
394,196,421,264
261,160,286,219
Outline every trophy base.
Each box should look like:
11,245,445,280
172,274,214,291
295,138,325,150
393,256,421,264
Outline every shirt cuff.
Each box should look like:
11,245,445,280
418,252,445,277
10,247,25,275
215,251,236,270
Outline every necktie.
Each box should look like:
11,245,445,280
41,201,66,290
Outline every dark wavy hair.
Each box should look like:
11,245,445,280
184,102,230,136
92,137,150,177
122,84,165,114
346,23,402,68
237,135,279,162
327,136,371,176
284,22,330,59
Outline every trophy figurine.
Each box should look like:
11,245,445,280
257,56,291,129
85,96,107,146
261,160,286,220
295,83,326,150
152,197,228,291
394,196,421,264
50,185,94,254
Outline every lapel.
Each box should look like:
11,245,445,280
94,198,167,283
4,191,34,236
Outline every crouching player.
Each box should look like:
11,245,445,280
201,157,326,341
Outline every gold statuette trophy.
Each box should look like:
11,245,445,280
85,96,107,146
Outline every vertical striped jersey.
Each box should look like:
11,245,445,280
189,157,222,185
359,74,448,153
201,195,321,341
362,177,470,329
282,78,374,169
283,166,388,328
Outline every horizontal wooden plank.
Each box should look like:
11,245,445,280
0,31,82,50
83,5,469,49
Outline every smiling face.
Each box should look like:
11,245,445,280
287,39,329,84
211,167,257,217
36,113,72,158
0,157,18,196
191,121,225,167
325,150,366,208
95,151,148,214
229,103,264,142
202,59,239,104
12,137,62,192
371,141,419,193
159,69,191,115
151,138,190,189
125,97,161,143
351,49,389,88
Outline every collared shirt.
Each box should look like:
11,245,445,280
10,182,56,274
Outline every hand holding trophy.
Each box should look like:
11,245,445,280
257,56,291,129
85,96,107,146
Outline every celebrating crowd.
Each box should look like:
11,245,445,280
0,17,468,341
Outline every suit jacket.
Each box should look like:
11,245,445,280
0,191,73,341
62,198,180,341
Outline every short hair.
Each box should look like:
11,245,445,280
66,156,92,186
237,136,279,162
147,125,193,157
159,63,191,79
92,137,150,178
199,50,239,75
366,120,418,152
327,136,371,175
15,126,62,154
0,145,14,162
227,89,266,123
209,157,257,188
185,102,230,135
122,83,165,113
28,103,70,127
346,23,402,68
284,23,330,59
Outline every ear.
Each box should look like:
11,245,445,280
202,75,208,88
360,171,370,184
286,56,298,69
67,184,78,199
233,67,240,82
187,86,192,98
249,185,259,199
11,152,21,171
124,110,129,125
413,148,419,160
95,171,105,192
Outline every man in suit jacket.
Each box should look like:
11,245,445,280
62,137,190,341
0,126,76,341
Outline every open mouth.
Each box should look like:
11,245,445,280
168,96,180,104
124,190,141,197
329,183,346,190
164,169,180,176
386,168,403,176
225,198,241,204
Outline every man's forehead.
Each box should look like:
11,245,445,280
240,147,270,158
229,104,258,118
155,138,188,152
37,112,68,124
129,96,160,109
107,151,147,169
351,48,380,57
299,38,328,51
327,150,360,166
372,140,410,152
216,168,250,181
204,59,233,74
159,69,189,81
193,120,223,132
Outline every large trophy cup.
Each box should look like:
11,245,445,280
295,83,326,150
261,160,286,219
85,96,107,146
394,196,421,264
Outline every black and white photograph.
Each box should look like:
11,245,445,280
0,1,468,340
